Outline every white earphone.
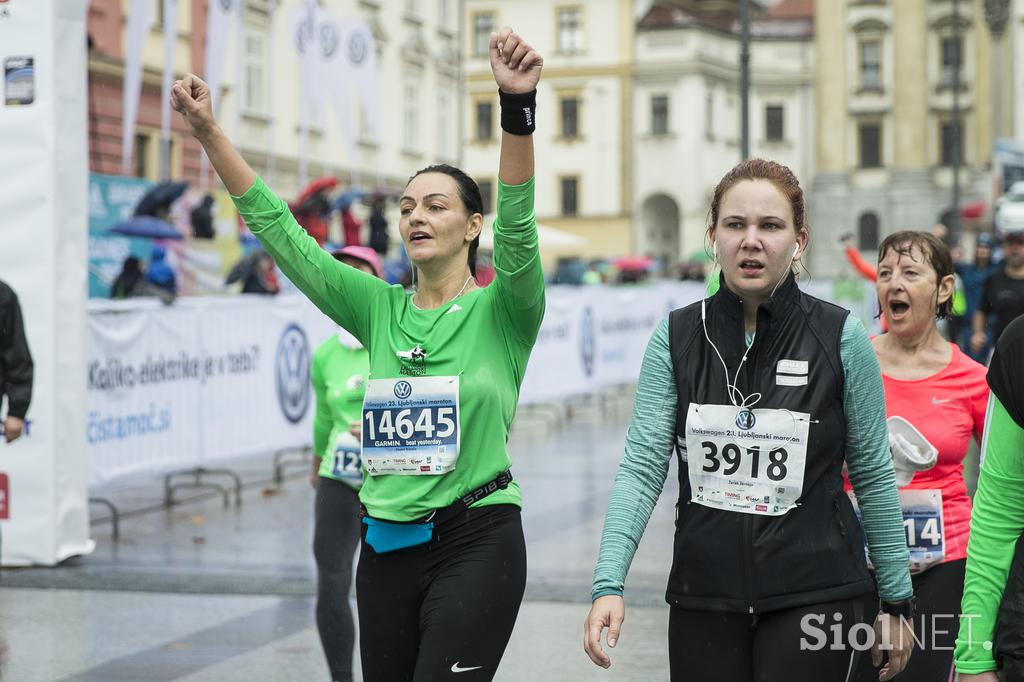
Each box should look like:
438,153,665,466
792,244,800,259
713,242,718,258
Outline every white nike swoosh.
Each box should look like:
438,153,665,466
451,662,483,673
931,397,953,405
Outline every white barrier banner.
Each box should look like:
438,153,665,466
87,297,336,484
0,0,92,566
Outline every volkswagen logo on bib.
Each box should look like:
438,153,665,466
580,307,596,377
736,409,756,430
276,324,311,424
394,380,413,399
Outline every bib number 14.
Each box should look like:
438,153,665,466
700,441,788,482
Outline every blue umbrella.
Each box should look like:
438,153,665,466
134,181,189,217
108,216,184,240
330,189,368,213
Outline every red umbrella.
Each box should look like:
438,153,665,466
961,201,986,220
613,255,655,271
294,177,339,206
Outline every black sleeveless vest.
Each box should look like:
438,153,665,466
666,274,874,614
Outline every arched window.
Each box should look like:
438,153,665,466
858,212,880,251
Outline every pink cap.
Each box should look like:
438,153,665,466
331,245,384,278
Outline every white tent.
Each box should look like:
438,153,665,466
479,214,588,250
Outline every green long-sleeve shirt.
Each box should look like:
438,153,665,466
233,177,544,521
592,315,913,603
954,397,1024,674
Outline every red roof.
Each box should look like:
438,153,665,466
765,0,814,20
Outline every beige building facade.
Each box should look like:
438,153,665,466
461,0,636,268
810,0,1003,273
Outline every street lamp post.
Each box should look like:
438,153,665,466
739,0,751,160
985,0,1010,143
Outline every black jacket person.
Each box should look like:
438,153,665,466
0,280,33,442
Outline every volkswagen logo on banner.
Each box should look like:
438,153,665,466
394,380,412,399
276,324,311,424
348,29,368,65
319,22,339,59
218,0,231,11
580,307,596,377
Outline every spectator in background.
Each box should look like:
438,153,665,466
241,252,280,295
368,199,389,257
145,244,177,296
972,229,1024,357
958,233,1001,361
0,280,33,443
190,194,216,240
341,204,362,247
110,256,146,299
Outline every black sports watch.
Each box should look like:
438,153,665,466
880,596,917,620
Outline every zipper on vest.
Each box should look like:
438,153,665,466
744,514,755,614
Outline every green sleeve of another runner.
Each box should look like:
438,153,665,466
490,178,545,346
841,316,913,601
955,395,1024,675
231,177,389,343
310,347,332,460
592,320,677,600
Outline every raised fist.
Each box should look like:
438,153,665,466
490,28,543,94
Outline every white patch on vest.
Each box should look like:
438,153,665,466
777,359,808,375
776,374,808,386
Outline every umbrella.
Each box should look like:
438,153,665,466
108,216,184,240
686,248,714,263
330,189,368,213
294,177,339,206
133,181,189,217
961,201,986,220
612,256,655,271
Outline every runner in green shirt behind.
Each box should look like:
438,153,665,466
171,26,545,682
310,246,382,682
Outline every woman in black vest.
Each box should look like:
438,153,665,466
584,159,915,681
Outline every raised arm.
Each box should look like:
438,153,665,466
170,74,386,341
487,29,545,343
170,74,254,196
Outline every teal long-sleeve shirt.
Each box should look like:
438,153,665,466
592,315,913,603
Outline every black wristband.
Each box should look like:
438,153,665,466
499,89,537,136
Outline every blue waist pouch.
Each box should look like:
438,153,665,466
362,515,435,553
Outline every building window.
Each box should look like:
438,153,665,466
477,179,494,214
858,212,880,251
859,40,882,90
940,35,962,87
651,95,669,135
765,105,784,142
133,133,150,179
438,0,451,27
941,121,962,166
561,177,579,216
475,100,493,141
404,82,419,150
405,0,417,18
473,13,494,56
859,123,881,168
557,7,583,54
560,96,580,139
244,30,265,114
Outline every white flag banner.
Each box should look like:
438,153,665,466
317,10,356,170
342,20,379,143
200,0,241,188
290,0,322,186
159,0,178,180
122,0,156,175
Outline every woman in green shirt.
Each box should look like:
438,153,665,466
310,246,382,682
172,27,544,682
955,315,1024,682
